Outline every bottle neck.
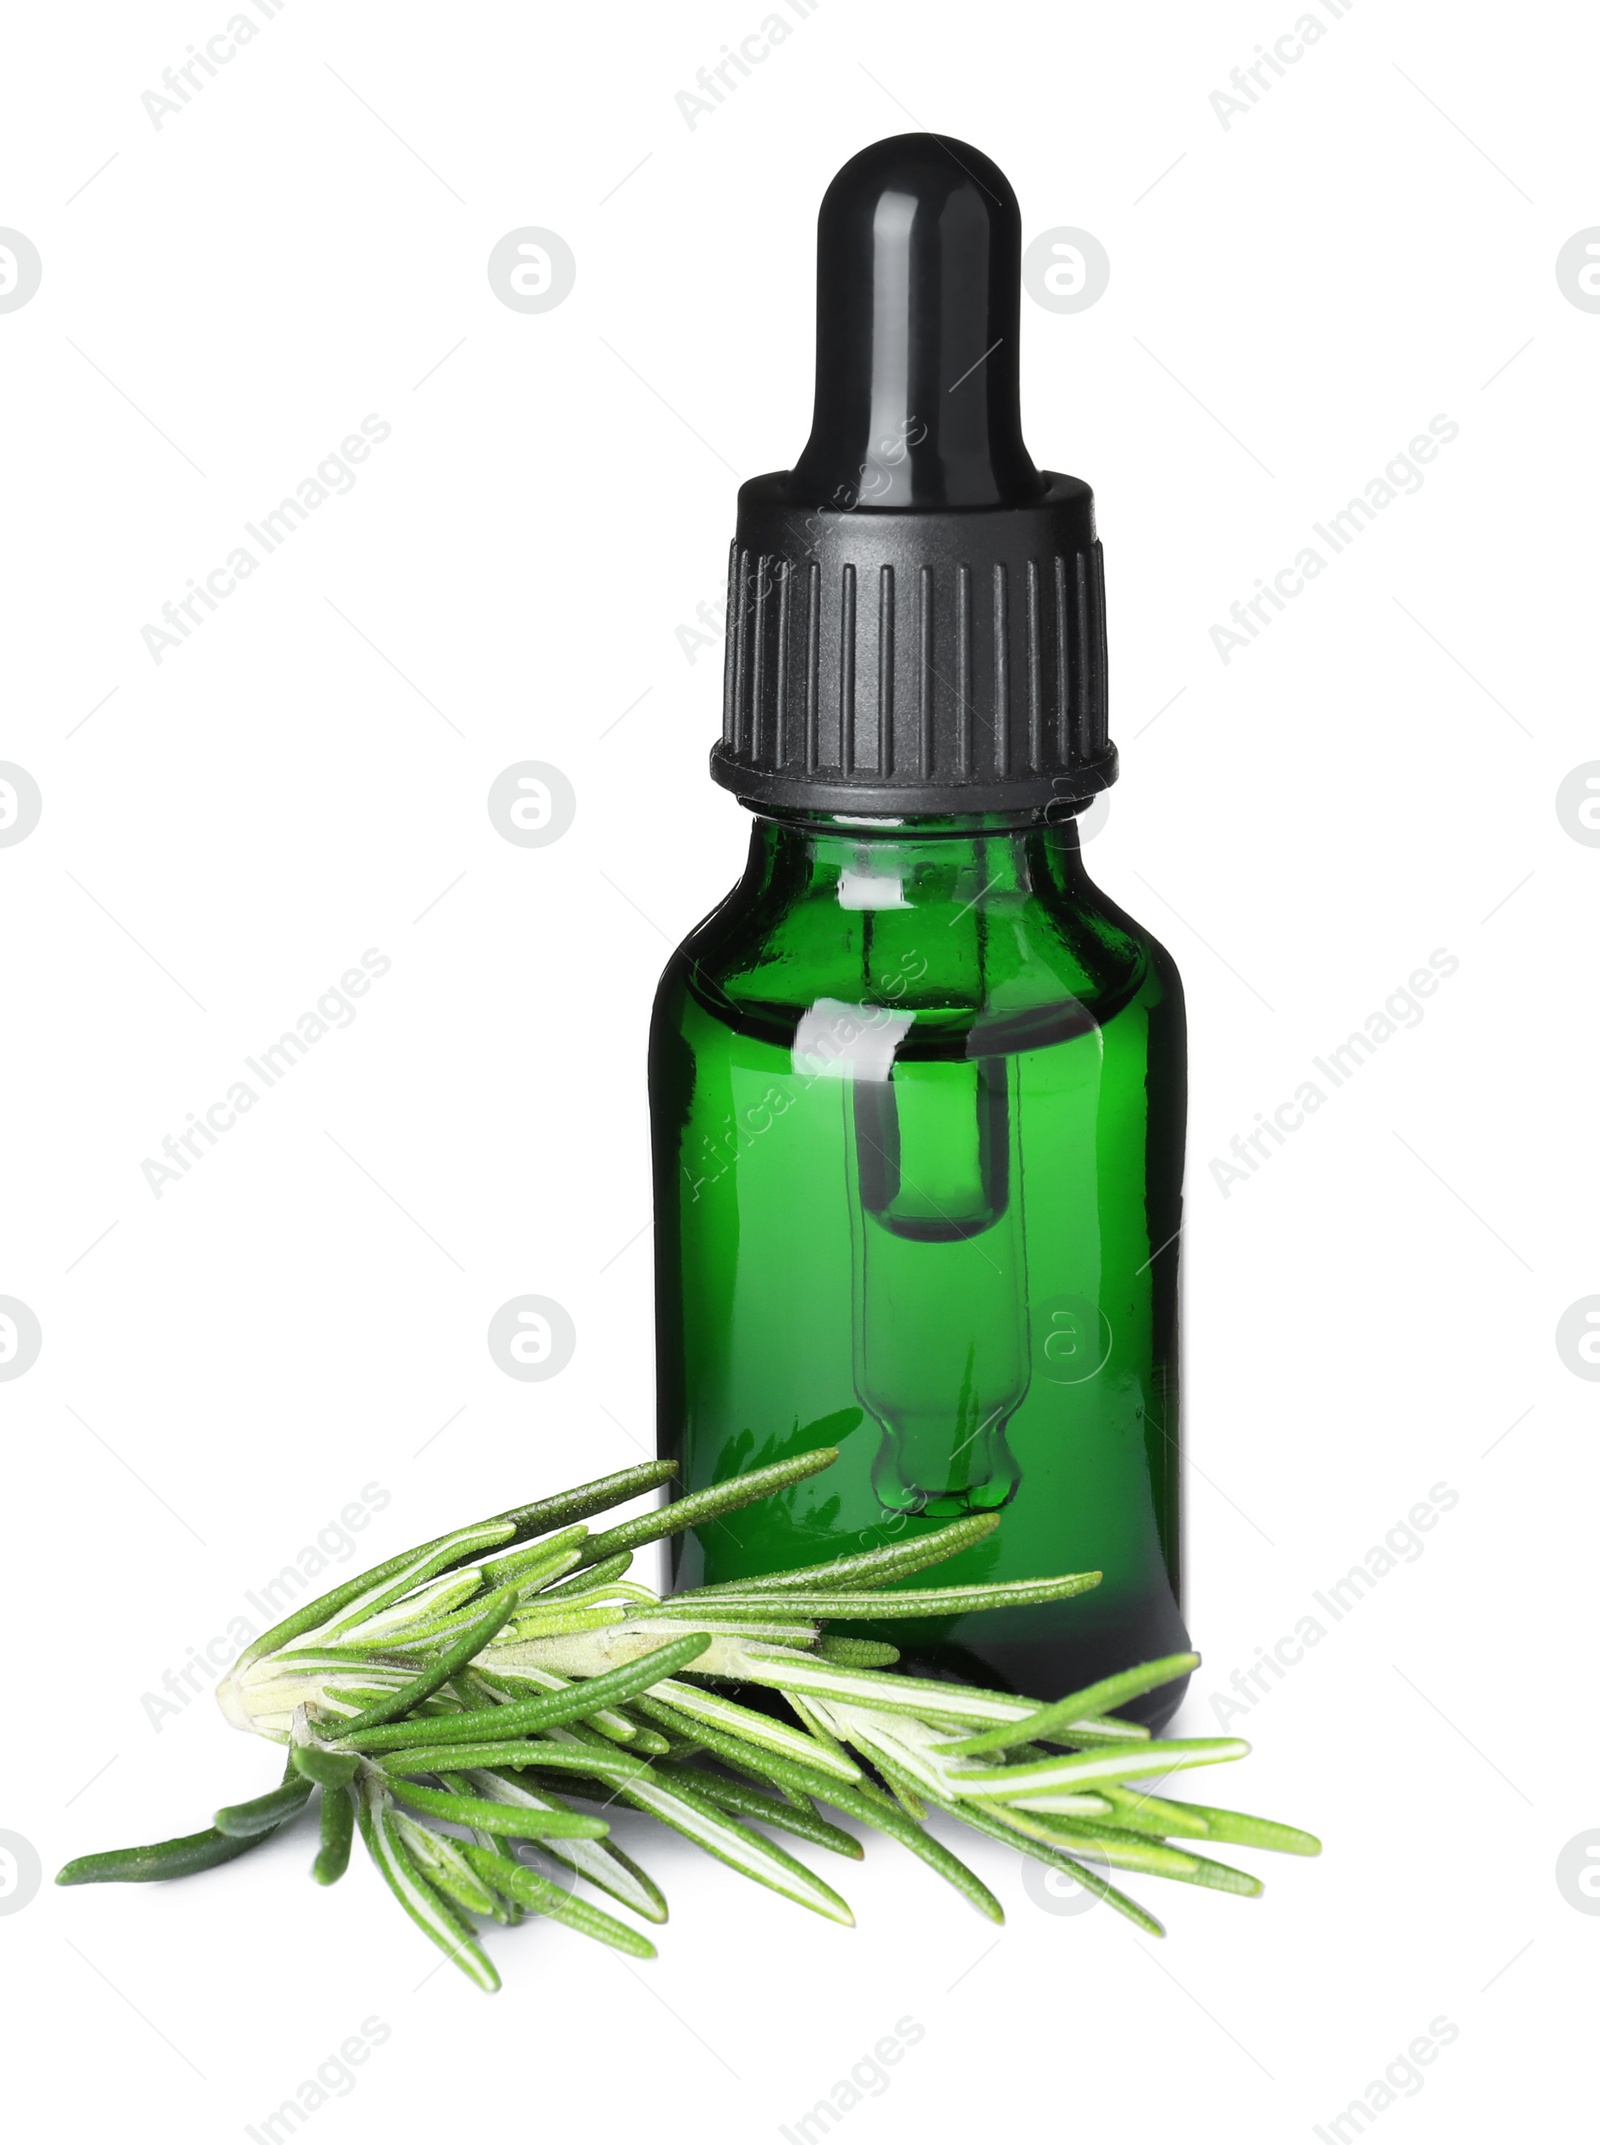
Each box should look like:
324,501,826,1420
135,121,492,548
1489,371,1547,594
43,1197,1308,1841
738,805,1092,909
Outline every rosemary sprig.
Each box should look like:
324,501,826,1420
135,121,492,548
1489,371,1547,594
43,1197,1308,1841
58,1450,1319,1986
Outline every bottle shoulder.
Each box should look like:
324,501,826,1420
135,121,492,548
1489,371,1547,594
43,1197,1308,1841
655,865,1182,1053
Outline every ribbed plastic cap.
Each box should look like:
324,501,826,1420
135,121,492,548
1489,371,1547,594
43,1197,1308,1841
711,134,1114,815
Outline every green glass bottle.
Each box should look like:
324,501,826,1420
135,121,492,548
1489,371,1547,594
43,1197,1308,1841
651,135,1190,1724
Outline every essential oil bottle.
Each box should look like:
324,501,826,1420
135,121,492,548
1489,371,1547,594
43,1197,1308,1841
651,135,1190,1724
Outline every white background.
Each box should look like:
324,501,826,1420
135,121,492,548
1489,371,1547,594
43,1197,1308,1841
2,2,1593,2138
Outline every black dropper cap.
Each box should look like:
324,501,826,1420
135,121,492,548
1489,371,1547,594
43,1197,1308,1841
712,133,1115,816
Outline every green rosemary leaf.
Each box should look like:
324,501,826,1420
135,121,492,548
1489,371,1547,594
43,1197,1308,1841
231,1519,516,1676
783,1690,857,1769
880,1769,927,1821
731,1649,1041,1728
945,1737,1250,1800
249,1463,674,1675
814,1636,901,1667
610,1769,855,1925
337,1567,494,1647
336,1586,520,1737
821,1757,1002,1923
575,1448,841,1569
672,1514,1003,1596
395,1816,502,1917
536,1552,634,1598
290,1746,361,1789
943,1794,1167,1937
378,1741,656,1784
357,1778,499,1992
969,1804,1202,1879
648,1676,863,1782
1154,1800,1322,1857
459,1662,647,1747
488,1461,678,1549
476,1525,589,1591
1165,1853,1263,1897
312,1783,356,1885
214,1774,315,1838
689,1573,1101,1619
605,1711,672,1755
938,1655,1200,1758
58,1825,276,1886
461,1845,658,1958
460,1771,670,1924
1093,1783,1214,1839
632,1696,843,1805
505,1604,630,1643
658,1767,864,1860
337,1632,712,1753
381,1778,610,1840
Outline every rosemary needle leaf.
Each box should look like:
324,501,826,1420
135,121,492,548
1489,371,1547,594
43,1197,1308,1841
476,1525,589,1591
537,1551,634,1598
1093,1783,1215,1839
335,1585,520,1737
312,1784,356,1886
648,1676,863,1782
974,1806,1203,1879
58,1825,278,1887
461,1845,658,1958
337,1631,713,1754
659,1768,865,1859
825,1767,1003,1923
614,1769,855,1925
215,1774,316,1838
64,1753,308,1879
939,1655,1201,1758
633,1697,845,1805
1156,1801,1323,1857
941,1794,1169,1935
395,1817,502,1917
233,1464,673,1679
459,1770,670,1923
260,1520,516,1665
576,1448,841,1568
488,1460,678,1549
381,1778,610,1841
814,1636,901,1667
1166,1853,1264,1897
691,1573,1101,1619
945,1737,1250,1800
674,1514,1002,1596
358,1780,499,1993
376,1742,655,1782
291,1746,361,1789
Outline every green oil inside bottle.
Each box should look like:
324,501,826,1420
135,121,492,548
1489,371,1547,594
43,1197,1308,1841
651,812,1189,1721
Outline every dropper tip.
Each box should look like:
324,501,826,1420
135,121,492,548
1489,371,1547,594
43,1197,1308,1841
791,132,1045,511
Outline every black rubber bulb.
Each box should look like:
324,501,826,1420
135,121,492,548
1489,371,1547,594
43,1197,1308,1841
790,133,1047,513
